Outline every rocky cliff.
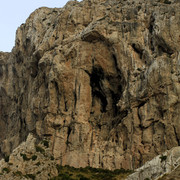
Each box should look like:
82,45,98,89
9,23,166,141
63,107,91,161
0,0,180,171
127,146,180,180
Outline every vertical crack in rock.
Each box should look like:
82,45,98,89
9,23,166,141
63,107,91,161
148,14,156,53
173,125,180,146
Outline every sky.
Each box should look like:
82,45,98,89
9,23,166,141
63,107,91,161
0,0,70,52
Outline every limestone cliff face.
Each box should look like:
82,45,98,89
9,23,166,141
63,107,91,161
0,0,180,170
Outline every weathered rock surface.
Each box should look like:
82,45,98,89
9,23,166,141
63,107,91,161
0,0,180,170
158,165,180,180
0,134,58,180
126,146,180,180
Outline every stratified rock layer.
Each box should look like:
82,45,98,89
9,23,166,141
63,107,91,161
0,0,180,170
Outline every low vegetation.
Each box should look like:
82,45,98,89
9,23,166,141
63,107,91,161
4,155,9,162
35,161,41,166
35,145,45,155
24,173,36,180
31,155,38,161
2,167,10,173
159,155,167,163
0,138,133,180
164,0,171,4
41,140,49,148
51,165,134,180
20,153,31,161
13,171,23,177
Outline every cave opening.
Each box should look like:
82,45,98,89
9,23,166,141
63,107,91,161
90,66,108,113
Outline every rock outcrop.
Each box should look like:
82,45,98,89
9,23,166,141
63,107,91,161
126,146,180,180
0,134,58,180
0,133,132,180
0,0,180,170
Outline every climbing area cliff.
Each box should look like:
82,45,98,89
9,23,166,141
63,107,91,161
0,0,180,177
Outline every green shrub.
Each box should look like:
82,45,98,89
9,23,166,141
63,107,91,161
31,155,37,161
2,167,10,173
51,156,55,160
56,165,63,173
20,153,30,161
35,162,41,166
58,173,74,180
114,168,134,174
91,173,114,180
35,145,45,155
80,177,90,180
13,171,23,176
164,0,171,4
42,140,49,148
24,174,36,180
4,155,9,162
76,174,90,180
52,165,134,180
160,155,167,162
